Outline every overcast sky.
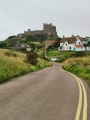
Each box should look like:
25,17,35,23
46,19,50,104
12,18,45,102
0,0,90,41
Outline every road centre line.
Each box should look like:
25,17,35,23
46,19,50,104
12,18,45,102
63,70,87,120
77,76,87,120
74,75,82,120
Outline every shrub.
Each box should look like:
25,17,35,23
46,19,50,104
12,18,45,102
28,43,36,49
0,42,6,48
27,52,38,65
47,45,53,51
56,56,66,63
0,49,52,83
70,51,86,57
5,50,17,57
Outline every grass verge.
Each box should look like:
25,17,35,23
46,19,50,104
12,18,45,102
47,50,74,62
62,57,90,84
0,49,52,83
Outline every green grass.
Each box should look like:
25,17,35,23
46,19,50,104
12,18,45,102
31,42,42,45
62,57,90,84
47,50,74,62
37,49,45,58
0,49,52,83
30,42,44,49
47,50,61,57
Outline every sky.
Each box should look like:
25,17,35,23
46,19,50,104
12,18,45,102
0,0,90,41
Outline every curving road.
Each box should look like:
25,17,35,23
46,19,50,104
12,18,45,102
0,63,90,120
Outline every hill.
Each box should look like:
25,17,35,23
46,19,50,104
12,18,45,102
2,34,44,48
62,52,90,84
0,49,52,83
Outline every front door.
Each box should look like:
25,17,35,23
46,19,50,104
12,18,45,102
73,47,76,51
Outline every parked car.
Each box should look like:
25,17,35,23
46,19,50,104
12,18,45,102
51,57,58,61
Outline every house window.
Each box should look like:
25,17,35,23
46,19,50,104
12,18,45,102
66,44,67,46
79,42,81,44
69,47,71,49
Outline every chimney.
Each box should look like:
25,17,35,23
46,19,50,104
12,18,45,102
71,35,74,37
63,35,65,38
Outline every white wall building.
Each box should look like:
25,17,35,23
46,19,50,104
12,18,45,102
60,36,85,51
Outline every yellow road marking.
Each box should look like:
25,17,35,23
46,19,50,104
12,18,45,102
78,77,87,120
63,70,87,120
70,74,82,120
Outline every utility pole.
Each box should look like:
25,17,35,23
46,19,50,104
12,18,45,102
45,45,47,57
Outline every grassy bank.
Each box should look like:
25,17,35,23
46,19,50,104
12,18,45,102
47,50,74,62
47,50,60,57
62,56,90,84
0,49,52,83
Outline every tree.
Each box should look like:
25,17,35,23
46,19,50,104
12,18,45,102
26,52,38,65
26,35,38,42
47,45,53,51
0,42,6,48
53,37,62,48
28,43,36,49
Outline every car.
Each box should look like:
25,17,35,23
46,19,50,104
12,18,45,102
51,57,58,61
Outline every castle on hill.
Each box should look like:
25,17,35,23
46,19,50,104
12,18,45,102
18,23,57,38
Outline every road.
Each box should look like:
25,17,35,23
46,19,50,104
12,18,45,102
0,63,90,120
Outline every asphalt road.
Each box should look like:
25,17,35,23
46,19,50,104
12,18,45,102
0,63,90,120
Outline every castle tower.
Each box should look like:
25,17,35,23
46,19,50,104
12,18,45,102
43,23,57,37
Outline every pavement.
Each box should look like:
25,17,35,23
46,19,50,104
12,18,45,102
0,62,90,120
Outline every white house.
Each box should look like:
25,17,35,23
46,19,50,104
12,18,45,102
86,44,90,51
26,44,31,52
85,37,90,51
60,36,85,51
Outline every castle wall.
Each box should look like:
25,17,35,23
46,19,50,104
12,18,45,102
30,30,44,35
43,23,57,36
23,23,57,37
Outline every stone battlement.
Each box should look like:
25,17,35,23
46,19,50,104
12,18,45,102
18,23,57,37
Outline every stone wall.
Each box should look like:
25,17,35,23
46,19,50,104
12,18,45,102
43,23,57,36
18,23,57,37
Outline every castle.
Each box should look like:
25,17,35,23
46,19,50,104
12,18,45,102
18,23,57,38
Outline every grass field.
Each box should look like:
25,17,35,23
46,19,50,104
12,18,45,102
62,56,90,84
47,50,61,57
0,49,52,83
47,50,74,62
27,48,90,84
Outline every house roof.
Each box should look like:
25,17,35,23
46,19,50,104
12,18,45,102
74,45,84,48
43,40,55,44
60,36,86,44
79,37,85,41
60,37,76,44
26,44,31,48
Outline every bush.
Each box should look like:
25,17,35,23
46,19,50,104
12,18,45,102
47,45,53,51
70,51,86,57
56,56,66,63
5,50,17,57
27,52,38,65
0,42,6,48
28,43,36,49
36,44,44,49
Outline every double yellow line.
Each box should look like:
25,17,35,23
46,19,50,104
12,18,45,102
65,71,87,120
